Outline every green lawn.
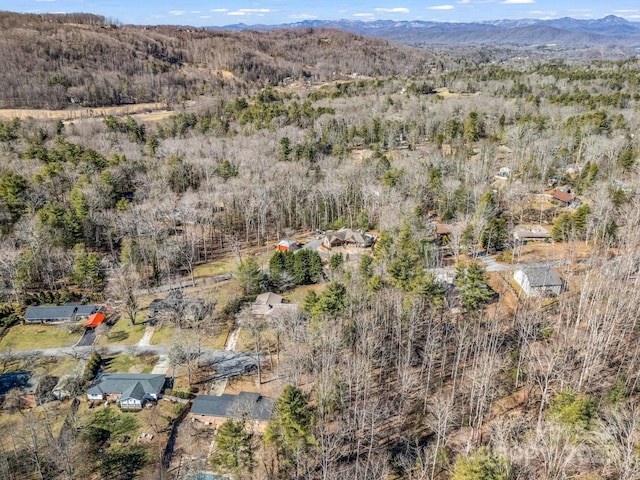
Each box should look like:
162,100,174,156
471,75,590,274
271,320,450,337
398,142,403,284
0,323,83,350
99,316,146,346
152,325,228,349
285,284,324,304
150,325,175,346
193,257,238,279
43,356,83,377
193,249,272,280
104,353,158,374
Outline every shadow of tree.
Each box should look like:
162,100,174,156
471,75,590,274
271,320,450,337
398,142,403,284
109,331,130,342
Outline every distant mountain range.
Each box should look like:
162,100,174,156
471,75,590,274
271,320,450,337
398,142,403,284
211,15,640,46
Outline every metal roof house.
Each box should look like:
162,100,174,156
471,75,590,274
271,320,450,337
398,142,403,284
190,392,274,432
24,305,97,324
87,373,166,409
514,266,563,297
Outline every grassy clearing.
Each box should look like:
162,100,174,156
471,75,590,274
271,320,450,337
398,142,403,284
285,283,324,304
0,323,82,350
193,257,238,278
104,353,159,374
42,356,83,377
99,316,146,346
200,329,229,350
193,248,273,280
150,325,175,346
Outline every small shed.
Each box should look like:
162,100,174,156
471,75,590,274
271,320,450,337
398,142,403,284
434,223,452,245
84,312,106,328
277,239,300,252
514,266,563,297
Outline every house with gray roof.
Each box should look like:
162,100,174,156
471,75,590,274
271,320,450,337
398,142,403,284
190,392,274,432
514,266,563,297
251,292,298,317
87,373,165,409
322,228,375,249
24,304,97,324
512,225,551,243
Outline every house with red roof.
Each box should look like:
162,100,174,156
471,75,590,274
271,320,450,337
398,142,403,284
550,189,580,208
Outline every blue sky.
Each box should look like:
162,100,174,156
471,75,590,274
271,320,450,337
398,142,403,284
5,1,640,26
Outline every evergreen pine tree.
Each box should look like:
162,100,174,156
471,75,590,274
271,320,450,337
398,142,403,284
210,419,254,476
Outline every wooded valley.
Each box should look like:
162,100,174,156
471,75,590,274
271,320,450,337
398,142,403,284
1,10,640,480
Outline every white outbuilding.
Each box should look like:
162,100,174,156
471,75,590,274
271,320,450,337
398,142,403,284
514,266,563,297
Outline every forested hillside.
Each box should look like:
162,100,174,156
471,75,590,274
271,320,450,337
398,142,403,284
0,11,435,109
2,11,640,480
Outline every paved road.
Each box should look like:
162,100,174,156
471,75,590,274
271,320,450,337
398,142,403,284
303,239,328,258
479,255,572,273
75,328,96,347
9,344,169,359
480,255,511,272
9,345,257,381
210,326,241,395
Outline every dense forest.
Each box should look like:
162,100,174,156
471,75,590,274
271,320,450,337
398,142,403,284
1,10,640,480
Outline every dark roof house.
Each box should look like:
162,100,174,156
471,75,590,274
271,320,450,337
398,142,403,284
190,392,274,428
87,373,165,409
24,305,97,323
0,371,54,408
0,371,33,397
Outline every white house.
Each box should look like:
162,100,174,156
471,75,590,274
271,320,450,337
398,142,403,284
514,266,563,297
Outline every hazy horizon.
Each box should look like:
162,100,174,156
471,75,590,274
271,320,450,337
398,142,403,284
4,0,640,28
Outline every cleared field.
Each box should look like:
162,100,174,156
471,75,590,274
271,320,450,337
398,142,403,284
0,102,166,122
98,316,146,346
0,323,82,350
103,353,158,374
150,325,176,346
199,330,228,350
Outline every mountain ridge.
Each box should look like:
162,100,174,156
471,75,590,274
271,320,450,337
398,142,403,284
209,15,640,46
